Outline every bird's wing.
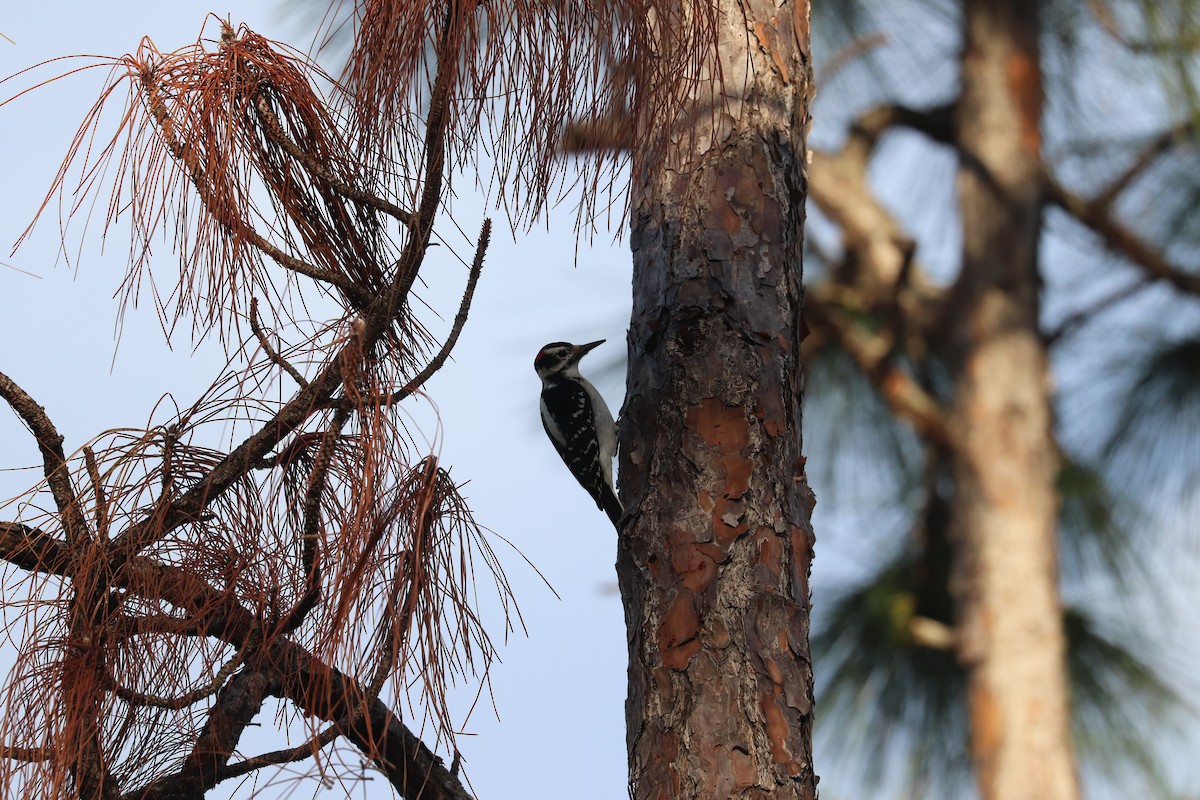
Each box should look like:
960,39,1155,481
540,380,611,512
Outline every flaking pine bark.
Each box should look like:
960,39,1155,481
615,0,819,797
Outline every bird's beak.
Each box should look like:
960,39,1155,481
576,340,605,357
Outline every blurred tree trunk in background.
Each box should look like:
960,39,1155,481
803,1,1200,798
947,1,1079,798
615,0,819,796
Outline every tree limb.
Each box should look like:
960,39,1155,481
840,102,956,163
0,517,464,800
322,218,489,413
112,7,473,560
124,638,475,800
277,405,350,634
808,103,951,323
1093,122,1194,210
0,372,89,545
0,745,54,763
270,639,474,800
1044,174,1200,297
213,723,341,783
0,521,71,575
387,219,490,405
377,9,459,332
250,297,309,389
124,668,276,800
0,529,464,799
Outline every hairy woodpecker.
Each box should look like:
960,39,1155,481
534,340,622,526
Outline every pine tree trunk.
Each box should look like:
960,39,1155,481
949,1,1079,798
615,1,817,798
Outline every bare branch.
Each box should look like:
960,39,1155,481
252,432,324,471
126,668,275,800
82,445,110,540
808,104,951,322
278,406,350,634
215,724,341,782
0,371,89,544
112,652,245,710
1087,0,1200,53
110,554,259,646
0,745,54,763
127,635,476,799
1045,276,1152,344
816,32,889,87
249,297,309,389
841,102,956,163
0,521,71,575
1093,122,1195,210
1044,175,1200,297
271,640,474,800
388,218,490,405
375,9,460,334
322,217,489,413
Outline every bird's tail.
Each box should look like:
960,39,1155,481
601,486,623,528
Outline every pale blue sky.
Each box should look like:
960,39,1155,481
4,4,1200,800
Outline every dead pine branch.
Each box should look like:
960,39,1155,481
0,10,508,800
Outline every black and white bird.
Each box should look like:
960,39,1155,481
534,340,622,526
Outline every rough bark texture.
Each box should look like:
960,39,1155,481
616,1,817,798
948,2,1080,798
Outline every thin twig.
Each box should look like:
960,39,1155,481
217,724,342,782
816,32,889,88
1045,277,1152,344
249,297,309,389
388,218,490,404
319,217,490,413
82,446,109,540
277,405,350,635
112,652,246,710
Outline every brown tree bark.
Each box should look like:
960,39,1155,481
615,1,818,798
948,1,1080,798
